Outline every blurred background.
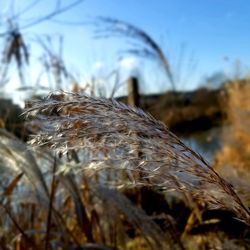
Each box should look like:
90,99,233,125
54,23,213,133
0,1,250,249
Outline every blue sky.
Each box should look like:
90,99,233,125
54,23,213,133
1,0,250,97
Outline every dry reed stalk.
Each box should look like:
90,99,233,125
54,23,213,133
25,92,250,224
95,17,175,90
45,156,57,250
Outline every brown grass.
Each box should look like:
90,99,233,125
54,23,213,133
215,79,250,206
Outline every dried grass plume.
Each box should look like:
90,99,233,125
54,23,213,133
25,92,250,224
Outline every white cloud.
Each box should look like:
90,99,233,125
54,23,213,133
119,57,138,70
92,61,104,71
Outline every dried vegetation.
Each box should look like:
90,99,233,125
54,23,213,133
0,3,249,248
215,79,250,207
0,91,242,249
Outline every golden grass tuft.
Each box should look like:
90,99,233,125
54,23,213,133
215,79,250,205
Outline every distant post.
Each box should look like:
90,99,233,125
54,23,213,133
127,77,140,107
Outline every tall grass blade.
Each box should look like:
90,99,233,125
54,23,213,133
60,173,94,242
3,172,23,196
45,156,57,250
0,128,49,199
